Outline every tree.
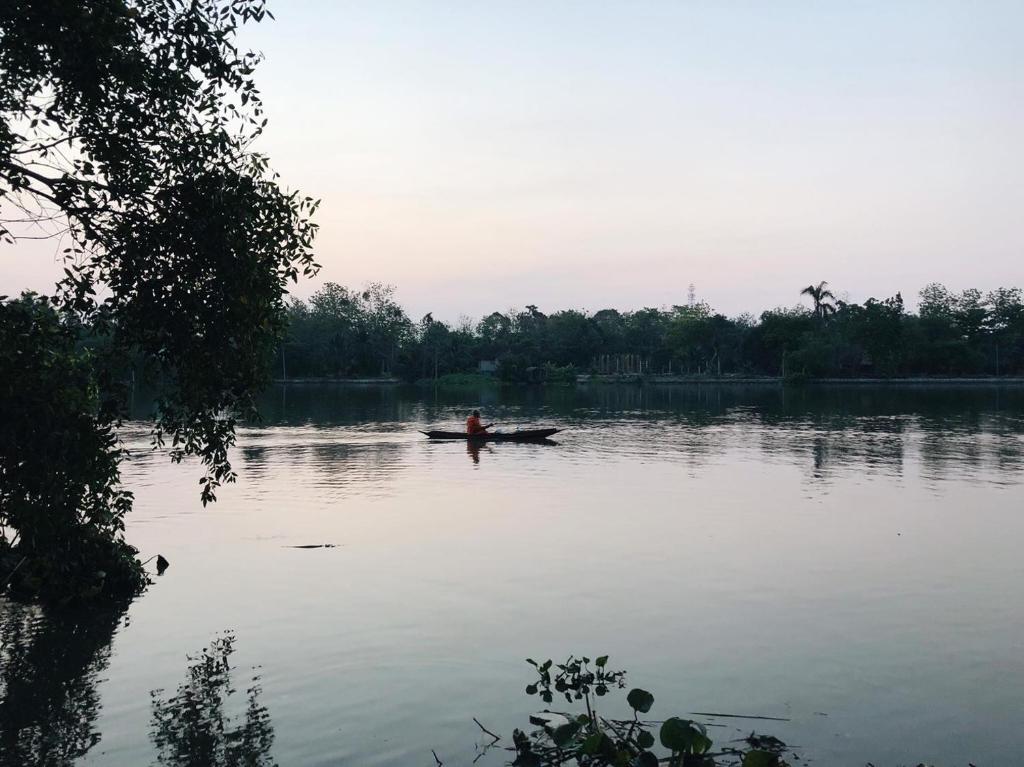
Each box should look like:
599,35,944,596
360,282,412,375
476,311,512,358
283,281,1021,382
1,1,317,601
546,310,602,367
665,302,715,373
277,283,417,379
918,282,955,319
623,308,669,368
417,313,451,379
839,294,905,376
0,295,147,602
800,281,837,323
985,287,1024,374
747,307,815,375
912,283,984,374
591,309,627,355
954,288,987,340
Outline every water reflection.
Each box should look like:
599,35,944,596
150,633,275,767
0,605,275,767
23,383,1024,766
119,383,1024,488
250,384,1022,487
461,440,558,467
466,441,486,466
0,599,126,767
236,441,411,499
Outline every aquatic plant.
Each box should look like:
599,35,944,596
440,655,789,767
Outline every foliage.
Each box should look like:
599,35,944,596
281,283,410,378
800,281,837,323
1,1,316,600
464,655,790,767
281,281,1024,383
0,295,146,602
150,632,276,767
544,363,579,385
417,372,501,387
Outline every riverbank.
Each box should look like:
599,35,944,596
578,374,1024,386
271,374,1024,387
271,373,498,386
273,376,402,384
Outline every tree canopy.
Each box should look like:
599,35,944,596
280,281,1024,383
1,0,317,601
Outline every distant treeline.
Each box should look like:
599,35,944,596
276,282,1024,382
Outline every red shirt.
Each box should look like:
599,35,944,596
466,415,486,434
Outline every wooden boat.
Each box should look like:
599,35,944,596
420,428,560,442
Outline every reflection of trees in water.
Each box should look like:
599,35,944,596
0,599,126,767
254,383,421,427
759,417,909,481
0,604,277,767
917,412,1024,482
151,632,275,767
238,441,409,495
589,385,1022,483
244,383,1024,485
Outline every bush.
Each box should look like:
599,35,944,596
0,295,146,604
544,363,578,385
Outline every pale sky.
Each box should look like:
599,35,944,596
4,1,1022,321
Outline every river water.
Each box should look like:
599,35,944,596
2,384,1023,766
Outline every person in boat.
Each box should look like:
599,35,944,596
466,409,490,435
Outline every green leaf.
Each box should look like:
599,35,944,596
551,720,581,748
742,750,780,767
659,718,711,754
636,751,659,767
512,752,541,767
596,655,609,667
582,731,605,755
636,730,655,749
627,688,655,714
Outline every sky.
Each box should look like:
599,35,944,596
3,0,1023,321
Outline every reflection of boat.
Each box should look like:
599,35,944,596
420,428,561,442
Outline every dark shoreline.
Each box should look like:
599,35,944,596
271,375,1024,387
578,374,1024,386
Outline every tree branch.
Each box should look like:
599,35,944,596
10,135,82,155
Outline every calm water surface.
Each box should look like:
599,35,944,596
2,384,1023,766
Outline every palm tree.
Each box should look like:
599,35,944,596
801,281,837,322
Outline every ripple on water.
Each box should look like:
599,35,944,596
15,383,1021,767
